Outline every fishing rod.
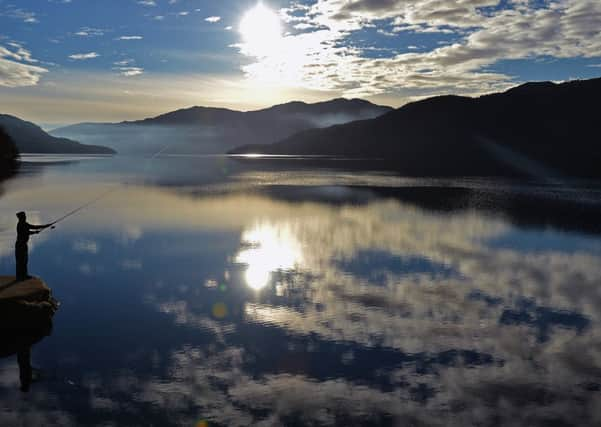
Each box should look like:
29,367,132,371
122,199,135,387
40,140,176,233
42,186,121,231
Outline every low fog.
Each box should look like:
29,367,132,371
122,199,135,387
49,102,391,155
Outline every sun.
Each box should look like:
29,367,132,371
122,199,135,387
239,3,282,57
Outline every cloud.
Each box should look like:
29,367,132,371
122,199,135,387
114,59,134,66
74,27,106,37
237,0,601,99
1,7,38,23
4,42,39,63
115,66,145,76
0,44,47,87
117,36,143,40
205,16,221,23
137,0,156,6
113,58,144,76
69,52,100,60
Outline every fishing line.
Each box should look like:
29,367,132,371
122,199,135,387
41,139,177,232
48,187,120,227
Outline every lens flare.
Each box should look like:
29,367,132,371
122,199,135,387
212,302,228,319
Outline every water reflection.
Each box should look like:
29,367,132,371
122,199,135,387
0,325,51,393
235,222,304,290
0,294,56,393
0,156,600,426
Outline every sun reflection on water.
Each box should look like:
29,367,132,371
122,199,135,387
235,222,304,290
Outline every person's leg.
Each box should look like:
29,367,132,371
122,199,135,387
15,243,26,280
24,244,29,278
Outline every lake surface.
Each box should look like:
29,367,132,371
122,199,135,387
1,155,601,426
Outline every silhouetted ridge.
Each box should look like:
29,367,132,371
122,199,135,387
229,77,601,178
260,98,381,115
50,99,392,154
134,106,242,125
0,115,115,154
503,81,557,95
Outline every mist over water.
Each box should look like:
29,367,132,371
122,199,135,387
48,102,390,155
1,155,601,426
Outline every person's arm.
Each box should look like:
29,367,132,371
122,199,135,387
28,223,53,230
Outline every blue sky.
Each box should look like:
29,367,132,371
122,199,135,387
1,0,600,124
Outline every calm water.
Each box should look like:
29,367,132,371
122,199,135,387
1,155,601,426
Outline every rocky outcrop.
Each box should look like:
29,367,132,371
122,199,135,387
0,276,59,329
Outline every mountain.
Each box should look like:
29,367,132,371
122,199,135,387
0,126,18,162
0,126,18,186
229,77,601,178
0,115,115,155
50,99,392,154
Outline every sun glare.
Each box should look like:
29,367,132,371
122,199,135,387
235,222,303,291
239,3,282,57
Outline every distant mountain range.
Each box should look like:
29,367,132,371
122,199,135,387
0,115,115,155
230,77,601,178
50,99,392,154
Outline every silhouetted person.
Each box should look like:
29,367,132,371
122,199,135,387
15,212,52,281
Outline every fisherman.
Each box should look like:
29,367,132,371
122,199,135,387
15,212,53,281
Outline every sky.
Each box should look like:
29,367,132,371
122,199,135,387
0,0,600,125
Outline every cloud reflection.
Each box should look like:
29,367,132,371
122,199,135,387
1,170,601,425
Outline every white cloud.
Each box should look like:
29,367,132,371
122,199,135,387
114,66,145,76
117,35,144,40
1,7,38,23
69,52,100,60
0,44,47,87
237,0,601,99
114,59,134,66
74,27,106,37
205,16,221,23
4,42,38,63
137,0,156,6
